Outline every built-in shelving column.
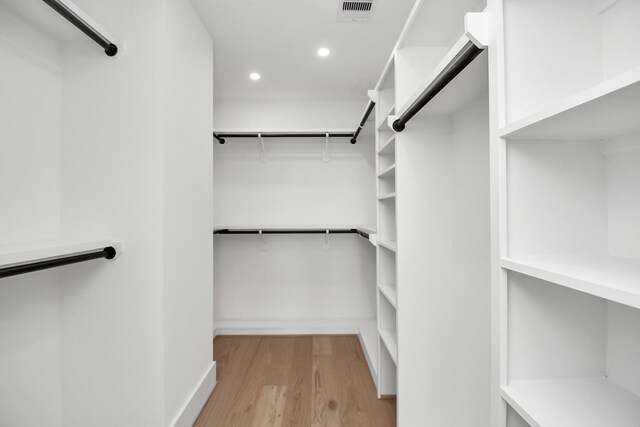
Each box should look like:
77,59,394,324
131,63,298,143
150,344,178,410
369,2,493,425
496,0,640,426
373,60,398,398
390,2,491,426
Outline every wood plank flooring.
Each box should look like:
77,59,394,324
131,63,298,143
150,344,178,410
194,335,396,427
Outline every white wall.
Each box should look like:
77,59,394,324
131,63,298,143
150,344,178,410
0,0,215,425
0,8,62,245
214,137,375,227
0,7,63,426
214,235,376,325
213,100,376,332
58,1,166,424
162,0,214,424
214,99,366,129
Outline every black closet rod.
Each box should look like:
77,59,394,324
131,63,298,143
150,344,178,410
350,99,376,144
392,41,484,132
213,132,354,144
214,229,370,239
0,247,117,279
213,99,376,145
42,0,118,56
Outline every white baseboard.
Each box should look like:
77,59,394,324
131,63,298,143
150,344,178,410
357,325,378,388
214,317,366,336
170,361,217,427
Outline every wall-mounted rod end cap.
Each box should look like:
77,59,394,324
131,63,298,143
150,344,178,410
350,138,357,144
392,120,405,132
218,138,225,144
105,44,118,57
104,246,117,259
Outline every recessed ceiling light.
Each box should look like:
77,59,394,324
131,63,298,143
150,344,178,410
249,72,261,80
317,48,330,57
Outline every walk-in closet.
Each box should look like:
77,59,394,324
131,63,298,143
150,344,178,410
1,0,638,426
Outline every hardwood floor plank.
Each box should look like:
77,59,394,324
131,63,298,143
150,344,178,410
250,385,288,427
264,336,296,386
281,336,312,427
194,335,396,427
194,336,262,426
225,337,275,425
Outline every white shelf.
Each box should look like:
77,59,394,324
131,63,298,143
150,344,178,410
0,239,122,268
502,378,640,427
500,67,640,140
377,135,396,155
502,255,640,310
377,164,396,178
379,329,398,365
378,283,397,308
378,193,396,201
378,241,397,252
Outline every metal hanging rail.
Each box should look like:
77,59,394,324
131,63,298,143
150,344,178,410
213,99,375,145
0,246,117,279
214,228,370,239
351,99,376,144
42,0,118,56
213,132,354,145
392,41,484,132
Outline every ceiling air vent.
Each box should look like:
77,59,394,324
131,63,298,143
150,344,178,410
337,0,375,23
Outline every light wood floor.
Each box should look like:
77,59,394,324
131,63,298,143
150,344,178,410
194,335,396,427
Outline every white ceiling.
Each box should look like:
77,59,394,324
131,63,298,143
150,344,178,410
192,0,416,102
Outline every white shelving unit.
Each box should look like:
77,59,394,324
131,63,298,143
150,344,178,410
373,58,398,399
370,1,492,424
496,1,640,426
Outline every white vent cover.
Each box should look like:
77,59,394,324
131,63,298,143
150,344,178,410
337,0,375,23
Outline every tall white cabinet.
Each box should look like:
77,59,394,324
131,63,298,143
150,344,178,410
496,0,640,426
